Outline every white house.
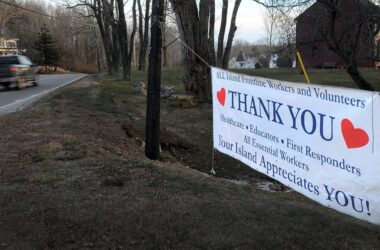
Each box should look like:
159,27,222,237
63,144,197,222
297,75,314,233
229,56,237,68
0,28,21,56
232,50,255,69
269,54,278,68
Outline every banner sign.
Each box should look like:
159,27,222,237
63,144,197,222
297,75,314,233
212,67,380,224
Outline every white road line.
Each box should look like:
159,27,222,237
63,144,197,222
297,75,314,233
0,74,87,112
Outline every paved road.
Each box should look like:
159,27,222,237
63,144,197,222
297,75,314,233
0,74,86,115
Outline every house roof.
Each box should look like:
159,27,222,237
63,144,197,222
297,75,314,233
0,27,17,40
236,50,247,62
294,2,319,22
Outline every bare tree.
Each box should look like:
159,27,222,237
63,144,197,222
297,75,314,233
117,0,137,80
169,0,242,101
67,0,120,74
104,0,121,73
276,14,297,63
216,0,228,67
161,0,178,67
137,0,151,70
297,0,380,91
266,4,311,64
221,0,242,69
169,0,311,101
68,0,142,77
0,0,22,27
3,0,102,72
264,0,281,50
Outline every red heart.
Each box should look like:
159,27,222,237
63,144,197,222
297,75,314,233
341,119,369,149
217,88,226,106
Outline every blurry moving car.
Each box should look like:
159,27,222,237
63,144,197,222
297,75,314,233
0,55,38,90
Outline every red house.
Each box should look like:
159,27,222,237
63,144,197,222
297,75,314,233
296,0,380,69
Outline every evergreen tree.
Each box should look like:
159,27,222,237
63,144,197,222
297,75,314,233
34,24,60,71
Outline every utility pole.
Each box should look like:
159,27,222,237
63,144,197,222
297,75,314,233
145,0,164,160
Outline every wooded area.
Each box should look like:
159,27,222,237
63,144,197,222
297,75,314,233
0,0,102,72
0,0,379,92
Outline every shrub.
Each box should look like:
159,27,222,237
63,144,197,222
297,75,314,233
73,63,99,74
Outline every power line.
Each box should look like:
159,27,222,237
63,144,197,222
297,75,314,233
0,0,61,19
0,0,98,27
47,0,67,7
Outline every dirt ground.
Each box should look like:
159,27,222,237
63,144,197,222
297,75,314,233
0,76,379,249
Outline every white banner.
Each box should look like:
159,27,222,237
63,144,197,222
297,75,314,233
212,67,380,224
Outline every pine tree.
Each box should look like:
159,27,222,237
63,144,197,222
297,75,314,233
34,24,60,71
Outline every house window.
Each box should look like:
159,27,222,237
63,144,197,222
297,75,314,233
312,46,319,58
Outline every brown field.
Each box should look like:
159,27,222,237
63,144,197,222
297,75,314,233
0,69,379,249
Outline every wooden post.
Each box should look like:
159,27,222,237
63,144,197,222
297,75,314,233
296,51,311,84
145,0,164,160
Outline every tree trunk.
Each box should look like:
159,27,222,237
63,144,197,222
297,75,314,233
170,0,242,100
208,0,216,66
170,0,218,101
128,0,138,79
163,45,168,67
92,1,113,75
145,0,164,160
111,0,120,75
217,0,228,67
138,0,151,70
116,0,129,80
137,0,144,69
163,38,177,68
98,19,113,75
161,0,168,68
142,0,151,69
346,64,374,91
171,0,198,93
70,0,126,75
111,30,120,73
222,0,242,69
102,0,120,74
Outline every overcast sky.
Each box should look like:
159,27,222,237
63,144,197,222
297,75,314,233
49,0,267,43
214,0,266,43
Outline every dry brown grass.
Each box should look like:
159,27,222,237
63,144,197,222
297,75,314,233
37,66,68,74
72,63,99,74
0,75,379,249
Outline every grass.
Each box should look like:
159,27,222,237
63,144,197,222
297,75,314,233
127,67,380,91
31,140,87,162
0,69,379,248
234,67,380,90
